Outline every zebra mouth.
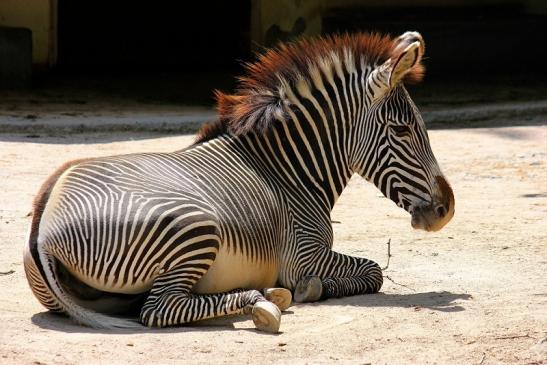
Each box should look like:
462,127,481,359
410,203,452,232
411,209,433,231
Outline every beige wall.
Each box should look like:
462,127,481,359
0,0,55,66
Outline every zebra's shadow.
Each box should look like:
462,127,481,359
30,291,470,334
307,291,472,312
30,311,289,335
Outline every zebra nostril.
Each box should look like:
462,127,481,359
435,205,447,218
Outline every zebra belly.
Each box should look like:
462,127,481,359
192,245,279,294
61,263,155,295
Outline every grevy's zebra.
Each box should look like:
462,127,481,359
24,31,454,332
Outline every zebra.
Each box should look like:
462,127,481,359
24,31,454,333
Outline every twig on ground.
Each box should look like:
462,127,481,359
494,334,534,340
0,270,15,276
381,238,391,270
384,275,416,292
380,238,415,291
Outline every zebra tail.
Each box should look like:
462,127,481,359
25,158,142,330
35,242,143,330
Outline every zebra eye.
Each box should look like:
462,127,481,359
390,125,411,136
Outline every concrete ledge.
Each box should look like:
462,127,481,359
0,101,545,135
0,109,217,134
424,100,547,129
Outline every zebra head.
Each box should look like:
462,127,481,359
352,32,454,232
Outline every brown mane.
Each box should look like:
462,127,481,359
195,32,424,144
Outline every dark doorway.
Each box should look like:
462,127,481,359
57,1,251,72
323,3,547,79
51,1,251,104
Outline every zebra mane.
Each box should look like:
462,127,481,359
195,32,424,143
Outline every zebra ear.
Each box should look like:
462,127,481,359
393,31,425,60
367,32,425,97
388,40,423,87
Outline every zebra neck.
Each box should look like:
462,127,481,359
271,64,367,209
234,114,352,211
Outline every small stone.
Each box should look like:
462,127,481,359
529,337,547,357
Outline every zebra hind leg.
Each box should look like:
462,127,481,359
294,276,323,303
139,267,283,333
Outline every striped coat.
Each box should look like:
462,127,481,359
24,31,454,332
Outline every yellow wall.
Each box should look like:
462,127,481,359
0,0,54,66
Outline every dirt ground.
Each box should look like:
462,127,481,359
0,125,545,364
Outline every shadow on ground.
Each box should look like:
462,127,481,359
306,291,472,313
475,127,546,141
0,116,545,145
30,311,275,336
520,193,547,198
31,291,471,334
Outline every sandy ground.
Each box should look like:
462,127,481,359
0,126,545,364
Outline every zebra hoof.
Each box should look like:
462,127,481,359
252,301,281,333
294,275,323,302
264,288,292,311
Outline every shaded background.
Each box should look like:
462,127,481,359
1,0,547,105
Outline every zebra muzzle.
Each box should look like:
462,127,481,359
411,176,454,232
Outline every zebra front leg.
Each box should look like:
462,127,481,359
140,267,282,332
263,288,292,311
293,245,383,302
